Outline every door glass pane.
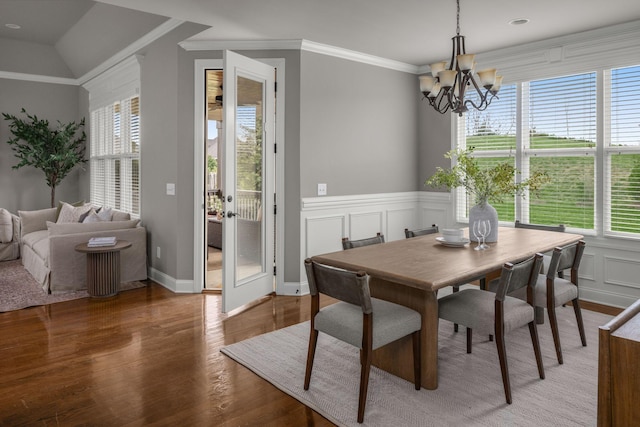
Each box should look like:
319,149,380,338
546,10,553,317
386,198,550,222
236,76,264,281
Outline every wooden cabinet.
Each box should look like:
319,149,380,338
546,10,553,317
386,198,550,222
598,299,640,426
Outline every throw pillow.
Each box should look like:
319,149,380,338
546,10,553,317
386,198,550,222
82,210,103,223
97,207,113,221
55,200,85,221
0,208,12,243
56,202,93,224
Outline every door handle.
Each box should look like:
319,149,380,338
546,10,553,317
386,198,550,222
226,211,237,218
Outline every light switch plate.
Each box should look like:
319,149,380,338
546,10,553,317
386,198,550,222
166,183,175,196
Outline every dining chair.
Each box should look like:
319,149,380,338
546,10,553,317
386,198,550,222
515,220,566,276
510,240,587,364
341,232,384,250
303,258,422,423
404,224,438,238
438,253,545,404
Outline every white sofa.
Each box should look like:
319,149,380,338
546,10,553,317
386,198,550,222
18,207,147,293
0,208,20,261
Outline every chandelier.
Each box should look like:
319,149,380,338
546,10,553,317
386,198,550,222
419,0,502,116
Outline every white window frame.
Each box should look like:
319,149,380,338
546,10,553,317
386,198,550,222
83,56,142,218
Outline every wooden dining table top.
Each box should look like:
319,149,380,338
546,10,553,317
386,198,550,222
311,227,584,292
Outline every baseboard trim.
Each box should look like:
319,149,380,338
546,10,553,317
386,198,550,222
148,267,195,293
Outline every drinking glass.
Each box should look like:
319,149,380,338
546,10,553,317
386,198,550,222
473,220,491,250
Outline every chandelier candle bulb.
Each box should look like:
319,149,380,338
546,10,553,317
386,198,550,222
457,54,475,71
438,70,457,88
419,75,436,92
430,61,447,76
428,83,441,98
491,76,503,93
478,69,497,87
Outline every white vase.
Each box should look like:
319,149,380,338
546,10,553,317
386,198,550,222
469,202,499,242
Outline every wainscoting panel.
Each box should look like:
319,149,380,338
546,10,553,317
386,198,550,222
603,255,640,290
348,211,384,240
304,214,345,259
386,207,416,241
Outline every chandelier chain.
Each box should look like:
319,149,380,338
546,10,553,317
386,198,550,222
456,0,460,36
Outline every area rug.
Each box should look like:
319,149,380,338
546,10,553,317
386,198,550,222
221,305,612,427
0,259,146,312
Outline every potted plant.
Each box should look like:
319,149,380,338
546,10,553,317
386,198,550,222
3,108,87,208
425,147,549,242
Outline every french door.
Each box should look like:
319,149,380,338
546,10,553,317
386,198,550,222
221,51,275,312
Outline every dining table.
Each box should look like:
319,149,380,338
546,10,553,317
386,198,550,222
311,226,584,390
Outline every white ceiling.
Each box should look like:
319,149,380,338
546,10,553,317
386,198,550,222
2,0,640,66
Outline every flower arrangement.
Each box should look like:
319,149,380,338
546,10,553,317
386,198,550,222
425,147,549,206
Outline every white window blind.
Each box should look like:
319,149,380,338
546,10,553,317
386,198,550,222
605,65,640,235
455,84,518,222
525,72,597,229
90,96,140,217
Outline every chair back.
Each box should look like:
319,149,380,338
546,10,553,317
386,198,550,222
304,259,372,313
342,233,384,250
515,220,565,233
494,254,544,303
546,240,586,280
404,224,438,238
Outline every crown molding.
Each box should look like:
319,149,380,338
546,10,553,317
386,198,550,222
180,38,419,74
179,39,303,51
0,71,77,85
299,40,418,74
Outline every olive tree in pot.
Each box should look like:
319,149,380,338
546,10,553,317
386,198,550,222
425,147,549,242
3,108,87,208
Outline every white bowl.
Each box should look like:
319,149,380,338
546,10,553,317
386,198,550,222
441,228,464,242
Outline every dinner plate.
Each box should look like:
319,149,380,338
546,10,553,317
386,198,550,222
436,237,470,247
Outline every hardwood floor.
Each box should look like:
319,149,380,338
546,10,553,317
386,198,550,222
0,282,334,426
0,281,622,426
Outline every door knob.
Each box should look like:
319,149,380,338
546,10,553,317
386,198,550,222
227,211,237,218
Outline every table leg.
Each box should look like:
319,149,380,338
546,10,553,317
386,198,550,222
86,251,121,297
369,277,439,390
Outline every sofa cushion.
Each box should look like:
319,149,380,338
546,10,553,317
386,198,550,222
0,208,12,243
46,219,140,236
21,229,49,251
56,202,93,223
19,208,58,237
55,200,85,220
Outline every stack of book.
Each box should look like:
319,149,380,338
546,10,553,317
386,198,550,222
87,236,117,247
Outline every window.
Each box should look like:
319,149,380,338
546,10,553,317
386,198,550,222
605,65,640,236
90,96,140,217
456,64,640,237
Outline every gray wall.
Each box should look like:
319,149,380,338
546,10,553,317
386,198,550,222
134,22,209,280
418,96,452,191
0,79,82,212
299,51,420,197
